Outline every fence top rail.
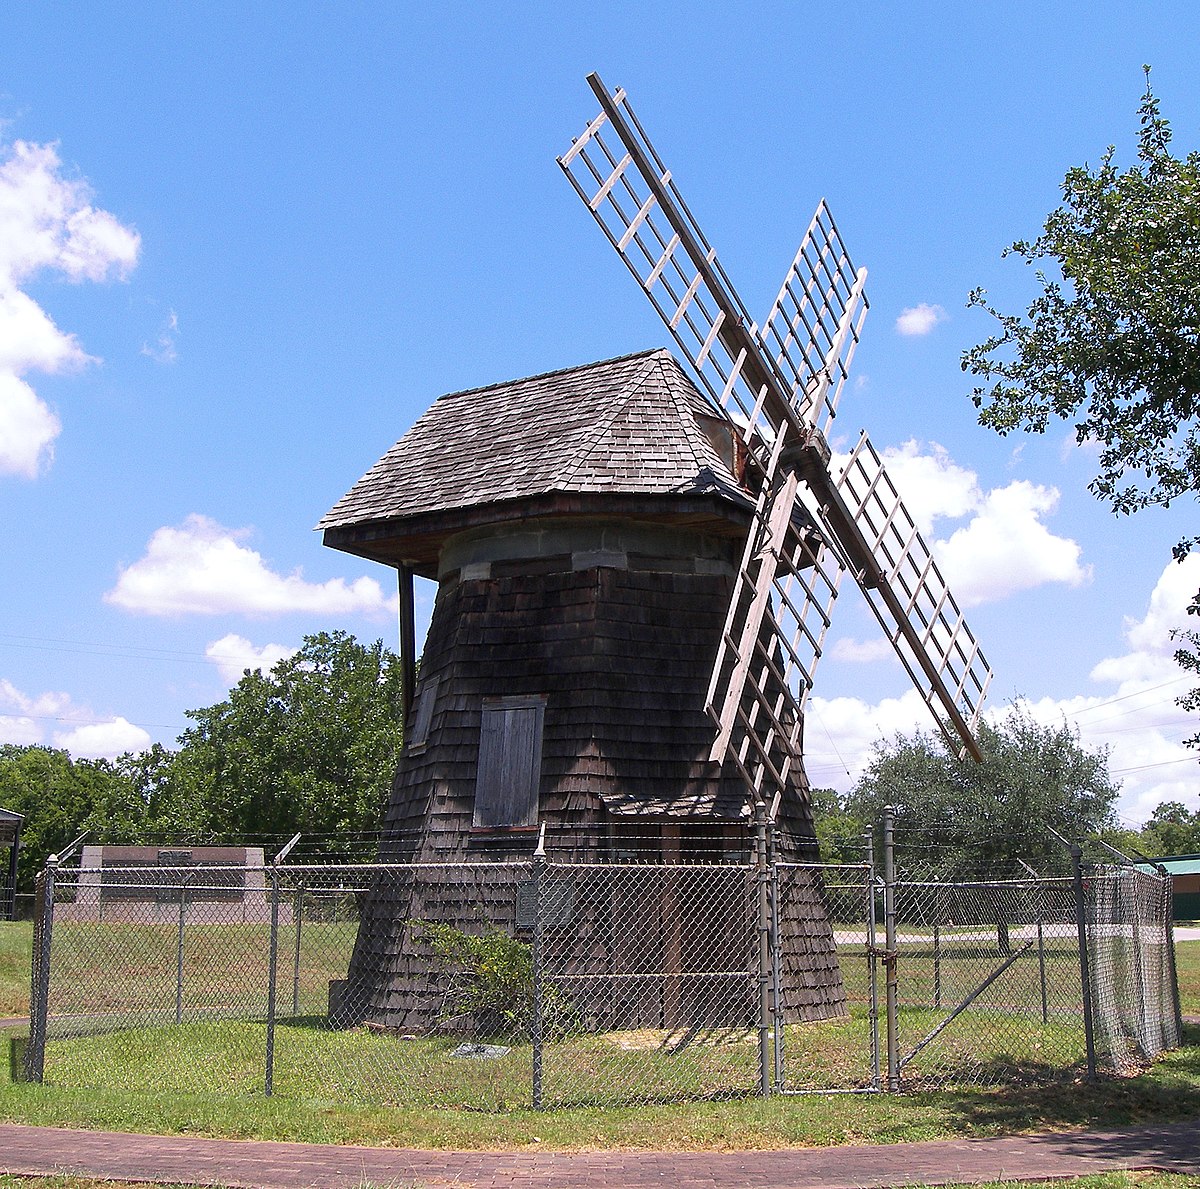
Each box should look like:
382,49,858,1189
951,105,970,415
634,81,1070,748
775,860,873,875
895,876,1075,890
60,864,257,875
56,860,536,877
536,859,757,874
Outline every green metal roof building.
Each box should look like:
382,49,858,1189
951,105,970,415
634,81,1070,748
1138,854,1200,921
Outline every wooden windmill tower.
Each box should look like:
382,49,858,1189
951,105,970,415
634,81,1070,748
318,75,992,1032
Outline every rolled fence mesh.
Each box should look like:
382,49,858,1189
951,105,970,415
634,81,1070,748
1087,863,1181,1075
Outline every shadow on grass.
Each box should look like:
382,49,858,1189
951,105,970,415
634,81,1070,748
929,1023,1200,1134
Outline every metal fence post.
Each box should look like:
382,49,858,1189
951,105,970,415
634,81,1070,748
1070,841,1098,1080
768,823,783,1093
24,856,57,1083
932,923,942,1011
755,806,772,1097
1158,863,1184,1043
1127,869,1149,1053
883,807,900,1092
1037,918,1049,1024
531,830,545,1111
865,828,881,1091
263,834,301,1097
292,880,305,1017
264,865,281,1096
175,875,188,1025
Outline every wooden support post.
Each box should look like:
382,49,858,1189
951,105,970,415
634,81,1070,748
397,565,417,725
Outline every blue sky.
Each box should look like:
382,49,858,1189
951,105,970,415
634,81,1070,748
2,2,1198,825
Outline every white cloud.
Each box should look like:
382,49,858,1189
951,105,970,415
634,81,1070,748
0,677,147,759
206,633,296,684
933,480,1090,607
106,514,391,617
53,717,151,760
141,308,178,364
0,137,139,479
828,636,895,664
834,440,1089,609
804,556,1200,825
1060,553,1200,823
895,303,947,336
0,373,62,478
805,688,930,789
0,678,71,745
875,440,979,536
0,141,139,283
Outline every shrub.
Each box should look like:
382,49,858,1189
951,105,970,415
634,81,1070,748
410,920,578,1040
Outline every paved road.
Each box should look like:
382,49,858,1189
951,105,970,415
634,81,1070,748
1,1121,1198,1188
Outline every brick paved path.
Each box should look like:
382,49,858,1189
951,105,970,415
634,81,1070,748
1,1121,1197,1188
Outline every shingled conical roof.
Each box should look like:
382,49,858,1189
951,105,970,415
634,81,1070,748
319,349,752,572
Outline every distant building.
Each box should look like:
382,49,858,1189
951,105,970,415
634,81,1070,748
0,807,22,921
1138,855,1200,921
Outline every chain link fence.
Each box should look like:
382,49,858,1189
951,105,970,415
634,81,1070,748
16,818,1182,1109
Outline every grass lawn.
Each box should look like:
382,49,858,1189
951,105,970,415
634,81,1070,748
1175,939,1199,1016
2,1020,1199,1150
1,925,1198,1152
0,922,31,1016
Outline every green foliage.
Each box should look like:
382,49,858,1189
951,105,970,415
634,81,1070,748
1172,630,1200,748
843,705,1120,877
963,68,1200,535
808,787,868,864
0,745,150,894
0,632,403,890
1138,800,1200,857
410,920,578,1040
152,631,403,851
962,69,1200,738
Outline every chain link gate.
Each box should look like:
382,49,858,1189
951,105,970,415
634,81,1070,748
536,860,763,1107
773,860,881,1093
887,870,1089,1090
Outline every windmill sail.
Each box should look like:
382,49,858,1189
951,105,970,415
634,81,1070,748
561,73,993,798
760,200,868,439
832,433,992,759
705,457,844,808
560,73,802,470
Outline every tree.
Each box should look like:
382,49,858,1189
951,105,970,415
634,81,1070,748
1138,800,1200,856
962,67,1200,737
153,631,404,853
963,69,1200,541
807,786,868,864
0,744,148,894
844,705,1121,878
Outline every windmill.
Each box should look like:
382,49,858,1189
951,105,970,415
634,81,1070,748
318,75,992,1034
558,73,993,814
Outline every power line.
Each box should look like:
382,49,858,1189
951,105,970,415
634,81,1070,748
0,632,221,666
0,710,187,733
1111,754,1199,777
1068,676,1192,719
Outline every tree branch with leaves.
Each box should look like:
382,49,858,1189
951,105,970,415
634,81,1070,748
964,66,1200,741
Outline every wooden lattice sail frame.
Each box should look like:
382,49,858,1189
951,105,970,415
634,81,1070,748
559,73,993,811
